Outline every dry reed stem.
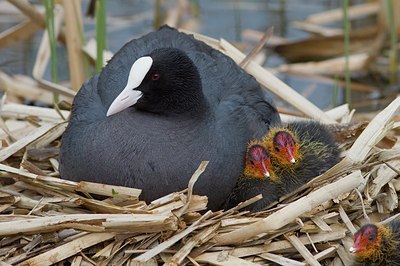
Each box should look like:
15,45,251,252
195,251,260,266
20,233,116,266
175,160,208,217
0,163,143,200
7,0,66,43
312,96,400,183
0,72,73,104
0,20,40,49
134,210,213,262
306,2,379,24
7,0,45,28
214,171,363,245
0,213,178,236
62,0,86,91
231,225,347,257
240,26,274,68
1,103,70,122
0,123,57,162
167,223,219,265
259,252,306,266
285,234,321,266
338,205,356,235
277,53,369,75
291,21,342,36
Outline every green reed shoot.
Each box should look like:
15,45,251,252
342,0,351,107
95,0,107,73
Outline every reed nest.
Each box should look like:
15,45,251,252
0,99,399,266
0,25,400,266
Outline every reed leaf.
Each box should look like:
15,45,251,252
342,0,351,108
44,0,59,104
95,0,107,72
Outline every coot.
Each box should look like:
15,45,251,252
225,121,339,211
262,121,340,193
350,220,400,265
59,26,280,210
223,142,279,211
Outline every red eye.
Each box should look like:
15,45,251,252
152,74,160,80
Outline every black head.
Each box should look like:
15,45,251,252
134,48,204,115
106,48,205,117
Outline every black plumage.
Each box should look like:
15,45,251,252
264,121,340,194
59,26,280,210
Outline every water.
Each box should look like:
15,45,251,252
0,0,388,112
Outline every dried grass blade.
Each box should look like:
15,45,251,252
166,223,219,265
259,252,306,266
76,181,141,198
230,225,347,257
284,234,321,266
306,2,379,24
0,123,57,162
240,26,274,68
215,171,362,245
62,0,86,91
0,213,177,237
20,233,116,266
338,206,356,234
0,20,40,49
312,96,400,183
195,251,260,266
175,160,208,217
134,210,213,262
1,103,70,122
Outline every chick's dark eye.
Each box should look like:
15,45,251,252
151,74,160,81
368,235,374,241
275,147,280,152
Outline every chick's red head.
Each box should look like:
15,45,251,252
349,223,394,263
244,144,272,180
272,130,299,165
350,224,379,255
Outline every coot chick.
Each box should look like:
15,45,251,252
223,142,279,211
59,26,280,211
350,220,400,265
262,121,340,193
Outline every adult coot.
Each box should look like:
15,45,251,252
59,26,280,210
350,220,400,265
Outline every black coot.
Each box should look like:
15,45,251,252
263,121,340,194
350,219,400,265
223,143,279,211
60,26,280,210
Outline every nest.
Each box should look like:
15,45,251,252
0,87,398,266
